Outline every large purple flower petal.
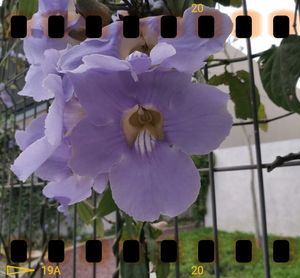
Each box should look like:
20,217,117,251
126,51,151,75
71,54,135,76
44,74,65,146
38,0,69,13
43,175,93,207
11,136,57,181
164,83,233,154
19,48,70,101
58,39,120,72
93,173,108,194
15,114,46,150
149,42,176,67
68,68,136,125
24,18,67,65
133,70,192,112
24,0,72,65
158,7,233,73
103,6,231,73
109,143,200,221
35,141,72,181
18,65,55,101
59,6,231,75
69,118,129,177
63,97,86,134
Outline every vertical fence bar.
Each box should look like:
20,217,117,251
40,196,48,278
56,211,61,278
0,115,4,259
242,1,270,277
73,204,78,278
0,39,6,262
174,217,180,278
11,95,22,242
93,191,97,278
6,106,12,248
28,103,38,269
0,108,8,278
209,153,220,278
204,65,220,278
28,177,33,268
115,209,121,270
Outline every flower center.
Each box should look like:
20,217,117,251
122,105,164,155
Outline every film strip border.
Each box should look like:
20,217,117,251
10,14,291,39
10,239,291,264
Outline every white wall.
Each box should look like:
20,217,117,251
203,44,300,237
205,138,300,237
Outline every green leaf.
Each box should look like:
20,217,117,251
167,0,193,16
194,0,215,7
143,223,162,241
146,238,158,263
208,72,227,86
97,188,117,217
77,202,104,237
143,224,169,277
156,263,170,278
96,219,105,237
259,36,300,114
209,70,268,131
231,70,261,120
229,0,242,7
121,214,143,239
194,0,241,7
18,0,38,19
120,256,149,278
209,70,258,119
146,238,170,278
77,202,94,224
258,103,268,132
215,0,230,5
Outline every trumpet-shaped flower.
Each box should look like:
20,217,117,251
13,106,108,213
19,0,84,101
66,62,232,221
12,2,234,221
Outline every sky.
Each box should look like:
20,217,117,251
220,0,299,53
220,0,300,89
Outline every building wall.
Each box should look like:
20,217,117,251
205,138,300,237
204,45,300,236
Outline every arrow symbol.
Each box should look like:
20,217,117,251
6,265,35,276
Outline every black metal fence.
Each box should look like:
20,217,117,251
0,0,300,278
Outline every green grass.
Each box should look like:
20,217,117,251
168,227,300,278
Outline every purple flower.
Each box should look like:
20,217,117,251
12,3,234,221
12,109,108,213
19,49,68,101
12,114,59,181
11,76,82,182
59,6,232,74
24,0,70,65
66,63,232,221
19,0,85,101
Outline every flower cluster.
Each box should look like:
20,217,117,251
12,0,233,221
